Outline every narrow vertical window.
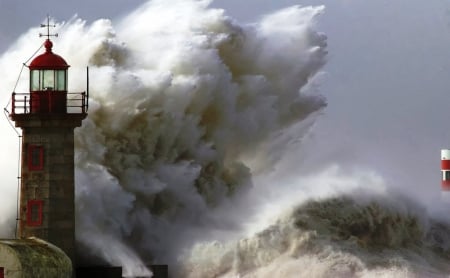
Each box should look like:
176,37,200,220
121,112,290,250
56,70,66,91
27,200,43,227
28,145,44,171
446,171,450,181
42,70,55,90
0,267,4,278
30,70,40,91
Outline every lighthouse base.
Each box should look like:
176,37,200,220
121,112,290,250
0,237,72,278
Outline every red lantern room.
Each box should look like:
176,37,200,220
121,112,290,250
29,39,69,113
10,20,87,116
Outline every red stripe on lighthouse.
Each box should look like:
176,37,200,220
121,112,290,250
442,160,450,170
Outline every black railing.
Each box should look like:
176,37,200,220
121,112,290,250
11,92,88,115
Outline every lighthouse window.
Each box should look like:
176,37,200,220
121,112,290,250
43,70,55,90
30,69,67,91
446,171,450,181
31,70,40,91
27,200,43,227
56,70,66,91
28,145,44,171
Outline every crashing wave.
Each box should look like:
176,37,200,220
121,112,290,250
182,194,450,278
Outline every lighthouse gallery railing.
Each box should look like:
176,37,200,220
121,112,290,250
11,92,87,115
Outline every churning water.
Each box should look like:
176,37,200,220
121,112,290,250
0,0,449,277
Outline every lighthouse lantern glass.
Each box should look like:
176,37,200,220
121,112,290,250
57,70,66,90
43,70,54,90
31,70,40,91
30,69,67,91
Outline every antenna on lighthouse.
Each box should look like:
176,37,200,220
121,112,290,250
39,15,58,39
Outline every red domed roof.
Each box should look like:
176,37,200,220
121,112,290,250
29,39,69,69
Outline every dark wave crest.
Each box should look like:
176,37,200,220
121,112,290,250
294,196,425,250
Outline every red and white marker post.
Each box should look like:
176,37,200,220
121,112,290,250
441,149,450,191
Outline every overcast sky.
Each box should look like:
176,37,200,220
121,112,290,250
1,0,450,206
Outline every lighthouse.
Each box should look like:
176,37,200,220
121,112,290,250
442,149,450,191
8,21,87,264
0,18,168,278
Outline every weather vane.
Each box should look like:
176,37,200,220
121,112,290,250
39,15,58,39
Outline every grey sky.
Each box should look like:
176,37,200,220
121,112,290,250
1,0,449,206
214,0,450,204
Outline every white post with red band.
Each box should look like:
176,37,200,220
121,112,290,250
441,149,450,190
